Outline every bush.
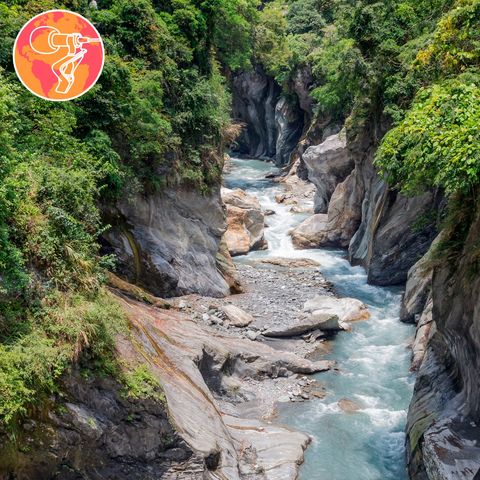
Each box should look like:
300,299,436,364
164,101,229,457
375,76,480,195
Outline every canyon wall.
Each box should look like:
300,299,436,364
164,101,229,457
231,68,305,166
103,187,231,298
290,116,439,286
403,208,480,480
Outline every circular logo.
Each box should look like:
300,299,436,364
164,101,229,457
13,10,104,101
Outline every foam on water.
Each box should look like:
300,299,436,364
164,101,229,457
225,158,416,480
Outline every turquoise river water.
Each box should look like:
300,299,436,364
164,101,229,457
225,158,415,480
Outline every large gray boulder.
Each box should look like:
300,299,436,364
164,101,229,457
264,295,369,337
302,130,353,213
103,187,230,298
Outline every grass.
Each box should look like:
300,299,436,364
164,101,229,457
0,289,127,431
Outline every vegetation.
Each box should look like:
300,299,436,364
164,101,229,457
252,0,480,263
1,0,479,434
252,0,479,198
0,0,259,430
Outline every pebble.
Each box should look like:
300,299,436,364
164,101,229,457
178,300,188,310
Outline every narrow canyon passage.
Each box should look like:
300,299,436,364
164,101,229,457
225,158,416,480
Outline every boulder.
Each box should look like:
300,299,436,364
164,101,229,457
303,295,370,325
222,188,267,256
338,398,361,413
256,257,320,268
302,130,353,213
290,171,363,249
263,312,339,338
290,214,329,249
220,304,254,327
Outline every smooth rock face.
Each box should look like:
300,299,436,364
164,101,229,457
293,119,439,286
104,187,230,298
303,295,370,325
275,96,304,166
231,69,303,166
232,69,281,159
302,130,353,213
222,188,267,256
406,206,480,480
350,182,440,286
220,304,254,327
120,297,332,479
400,247,435,324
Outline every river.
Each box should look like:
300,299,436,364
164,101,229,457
224,157,415,480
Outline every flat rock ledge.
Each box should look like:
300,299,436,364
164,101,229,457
264,295,369,337
120,295,332,480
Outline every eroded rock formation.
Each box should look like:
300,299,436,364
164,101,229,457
103,187,230,298
292,120,440,286
404,209,480,480
231,69,304,166
222,187,268,256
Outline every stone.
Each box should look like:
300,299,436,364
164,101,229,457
103,187,230,298
338,398,360,413
290,170,363,249
303,295,370,325
277,395,291,403
220,304,254,327
178,300,188,310
263,313,339,337
302,130,353,213
222,188,268,256
246,330,258,341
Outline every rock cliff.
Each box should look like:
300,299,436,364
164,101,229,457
1,291,332,480
291,120,440,286
404,207,480,480
103,187,231,298
231,69,304,166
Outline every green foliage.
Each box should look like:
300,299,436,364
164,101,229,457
0,291,126,428
376,77,480,195
121,364,165,402
0,0,259,431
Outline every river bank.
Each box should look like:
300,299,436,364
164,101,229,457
171,157,416,479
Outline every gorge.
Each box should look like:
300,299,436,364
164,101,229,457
0,0,479,479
